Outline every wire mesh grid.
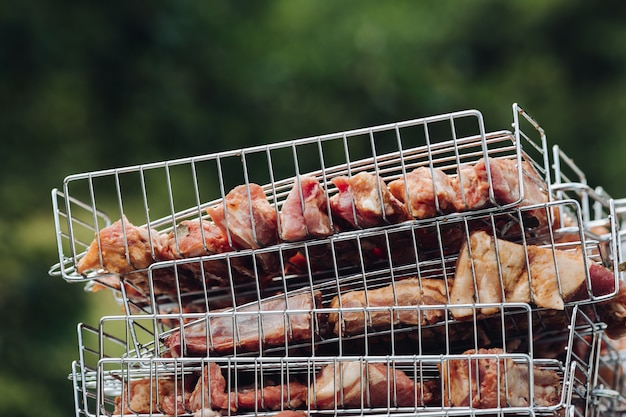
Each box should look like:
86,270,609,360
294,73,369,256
52,104,626,417
71,305,611,417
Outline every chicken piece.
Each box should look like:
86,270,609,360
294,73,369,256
328,278,448,336
440,348,561,409
280,176,333,241
310,361,439,409
165,291,321,357
188,363,308,412
388,166,457,219
329,171,410,230
449,231,589,319
206,183,280,274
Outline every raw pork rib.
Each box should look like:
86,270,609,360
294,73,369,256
280,176,333,241
310,361,439,409
329,171,410,229
449,231,588,318
165,291,321,356
188,363,308,412
440,348,560,408
328,278,448,336
388,166,457,219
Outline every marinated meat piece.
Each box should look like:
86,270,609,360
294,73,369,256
206,183,280,274
506,363,562,407
280,176,333,241
441,348,510,408
165,291,321,357
76,216,185,296
114,377,178,415
159,219,234,286
526,245,588,310
440,348,560,409
453,158,549,224
450,231,590,319
595,278,626,339
329,172,410,230
450,231,530,318
189,363,308,412
388,166,457,219
274,411,308,417
328,278,448,336
77,216,163,276
310,361,439,409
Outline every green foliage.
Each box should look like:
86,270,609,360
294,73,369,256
1,1,626,415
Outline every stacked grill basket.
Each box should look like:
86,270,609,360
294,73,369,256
51,104,626,417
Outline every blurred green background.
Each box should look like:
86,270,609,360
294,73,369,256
1,1,626,416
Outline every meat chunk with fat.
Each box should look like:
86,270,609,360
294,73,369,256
328,278,448,336
76,215,186,296
329,171,410,229
159,219,234,286
77,216,163,276
280,176,333,241
449,231,589,319
188,363,308,412
165,291,321,357
206,183,280,274
440,348,561,409
388,166,457,219
114,377,180,415
453,158,550,225
310,361,439,409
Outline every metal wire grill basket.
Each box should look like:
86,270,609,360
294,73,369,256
52,104,626,417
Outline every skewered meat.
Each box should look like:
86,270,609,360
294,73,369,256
449,231,589,318
329,171,411,230
280,176,333,241
388,166,457,219
165,291,321,357
188,363,308,412
310,361,439,409
440,348,561,408
206,183,280,274
328,278,448,336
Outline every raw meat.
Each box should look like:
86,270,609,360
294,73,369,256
188,363,308,412
206,183,280,274
310,360,439,409
440,348,560,408
165,291,321,356
388,166,457,219
280,176,333,241
329,171,410,229
449,231,588,319
327,278,448,336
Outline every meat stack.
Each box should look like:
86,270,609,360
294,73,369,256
51,104,626,417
